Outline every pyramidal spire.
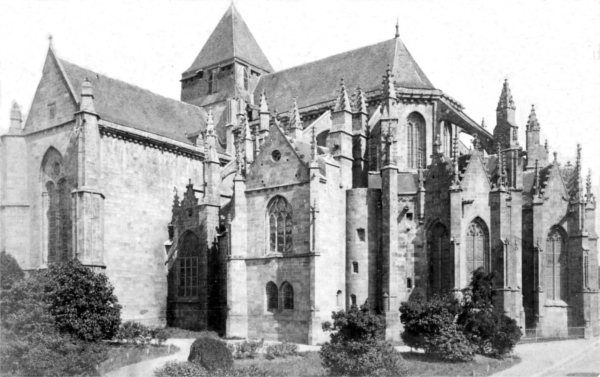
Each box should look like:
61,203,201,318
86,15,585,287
289,97,302,131
333,78,352,113
497,79,516,111
526,104,540,132
183,3,273,76
355,85,367,114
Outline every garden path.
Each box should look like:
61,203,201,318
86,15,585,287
491,337,600,377
102,339,195,377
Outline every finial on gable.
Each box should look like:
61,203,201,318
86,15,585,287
333,78,352,113
395,18,400,38
260,90,269,113
382,64,396,101
553,151,558,163
481,118,486,128
497,78,516,111
289,97,302,131
48,34,53,48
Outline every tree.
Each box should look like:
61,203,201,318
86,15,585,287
0,251,24,290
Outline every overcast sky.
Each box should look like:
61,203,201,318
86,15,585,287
1,0,599,177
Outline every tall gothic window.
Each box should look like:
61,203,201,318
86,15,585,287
268,196,293,253
546,227,567,301
428,223,452,297
208,68,218,94
407,112,425,169
266,282,278,312
42,147,70,264
466,219,489,276
282,282,294,309
178,232,200,297
443,121,452,155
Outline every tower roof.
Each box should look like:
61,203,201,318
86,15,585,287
183,4,273,77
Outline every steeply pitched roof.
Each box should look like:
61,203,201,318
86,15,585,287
183,4,273,76
59,58,207,145
254,37,435,113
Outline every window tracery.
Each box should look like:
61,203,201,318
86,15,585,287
466,219,489,276
407,112,425,169
267,196,293,253
546,227,567,300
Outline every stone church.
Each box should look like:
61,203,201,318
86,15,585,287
1,4,598,344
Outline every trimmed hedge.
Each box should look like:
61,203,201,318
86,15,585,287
188,337,233,371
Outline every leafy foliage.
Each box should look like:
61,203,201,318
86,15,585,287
154,361,269,377
0,251,24,290
227,339,264,359
320,300,408,376
43,260,122,342
0,276,108,376
264,341,298,360
188,336,234,371
400,268,522,361
115,321,169,346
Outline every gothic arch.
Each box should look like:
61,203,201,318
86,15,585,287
465,217,490,276
427,221,453,297
281,281,294,310
41,146,70,263
545,225,568,301
266,196,293,254
406,112,426,169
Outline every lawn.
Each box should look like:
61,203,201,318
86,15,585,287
234,351,520,377
97,343,180,375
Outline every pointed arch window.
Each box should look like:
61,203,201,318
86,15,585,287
178,232,200,297
546,227,567,301
282,282,294,309
428,223,452,297
42,148,71,264
266,282,278,312
268,196,293,253
208,68,218,94
466,219,489,276
407,112,426,169
443,121,452,155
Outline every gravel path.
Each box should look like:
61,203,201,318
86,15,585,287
102,339,195,377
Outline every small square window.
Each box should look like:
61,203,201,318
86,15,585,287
352,261,359,274
357,228,365,242
407,277,413,289
406,213,413,221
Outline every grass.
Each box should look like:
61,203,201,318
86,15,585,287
160,327,220,339
232,351,521,377
97,343,180,375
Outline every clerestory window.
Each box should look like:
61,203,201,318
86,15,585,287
268,196,293,253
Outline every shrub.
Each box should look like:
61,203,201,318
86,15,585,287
116,321,155,345
43,260,122,342
320,300,408,376
0,277,108,376
154,360,207,377
227,339,264,359
153,327,169,345
264,341,298,360
0,251,24,290
188,336,233,371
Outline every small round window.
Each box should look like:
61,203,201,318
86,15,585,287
271,150,281,162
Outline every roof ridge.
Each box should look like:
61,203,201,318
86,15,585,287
59,58,204,112
258,38,396,79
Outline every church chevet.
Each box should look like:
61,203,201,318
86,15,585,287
1,4,598,344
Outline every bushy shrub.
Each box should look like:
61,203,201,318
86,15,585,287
0,277,108,376
0,251,24,290
400,268,522,361
320,300,408,376
227,339,264,359
264,341,298,360
115,321,169,345
399,294,468,360
154,360,207,377
188,336,233,371
458,268,522,358
43,260,122,342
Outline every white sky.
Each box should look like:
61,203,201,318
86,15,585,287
1,0,599,177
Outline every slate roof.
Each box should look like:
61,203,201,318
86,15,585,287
183,4,273,77
59,58,208,146
253,37,435,113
